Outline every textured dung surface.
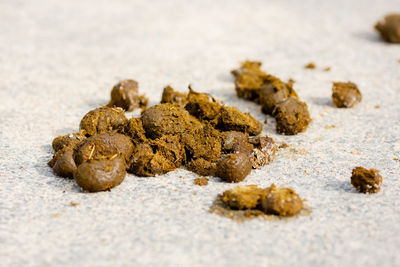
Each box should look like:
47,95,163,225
0,0,399,266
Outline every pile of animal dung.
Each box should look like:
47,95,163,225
48,81,277,192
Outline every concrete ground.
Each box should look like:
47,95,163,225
0,0,399,266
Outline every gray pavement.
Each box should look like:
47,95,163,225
0,0,399,266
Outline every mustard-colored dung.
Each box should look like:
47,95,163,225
219,184,304,218
231,61,311,135
332,81,362,108
351,166,382,194
375,14,400,43
49,83,277,192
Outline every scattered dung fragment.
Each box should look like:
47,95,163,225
161,85,188,107
324,67,331,72
260,75,298,115
332,82,362,108
70,202,80,207
273,97,311,135
351,166,382,193
260,184,303,216
216,153,252,183
79,106,127,136
324,125,336,129
193,177,209,186
231,61,311,136
74,132,134,165
304,62,316,69
279,143,289,149
211,184,309,221
222,185,263,210
231,60,268,103
248,136,277,169
375,13,400,43
108,79,147,111
74,156,126,192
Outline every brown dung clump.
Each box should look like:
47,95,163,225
182,123,222,162
127,143,172,177
218,106,262,135
231,60,311,135
273,97,312,135
259,184,304,216
375,14,400,43
220,131,277,169
74,156,126,192
351,166,382,194
161,85,188,107
213,184,305,220
123,118,147,142
222,185,263,210
260,75,298,115
332,82,362,108
216,153,252,183
231,60,267,103
48,132,86,178
221,131,251,154
74,132,134,165
50,146,77,178
185,87,222,125
52,132,86,152
107,79,148,112
248,136,277,168
48,83,277,192
80,106,127,136
141,103,202,139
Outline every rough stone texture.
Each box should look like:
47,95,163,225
0,0,399,266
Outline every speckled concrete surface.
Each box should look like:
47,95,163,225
0,0,399,266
